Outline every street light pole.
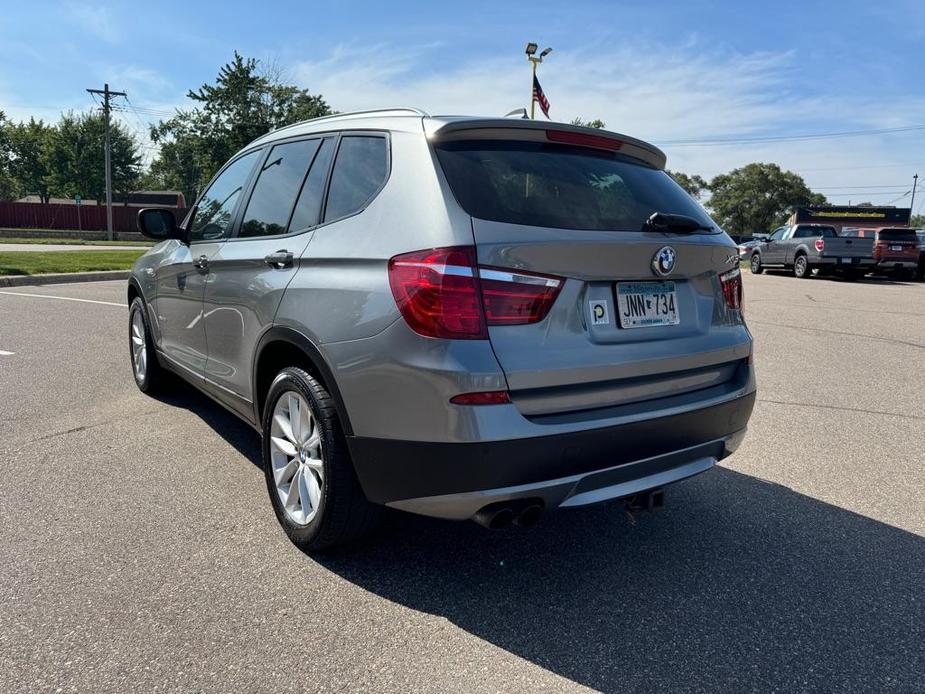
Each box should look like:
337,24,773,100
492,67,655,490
525,43,552,120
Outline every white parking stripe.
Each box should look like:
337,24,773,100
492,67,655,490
0,350,14,356
0,291,125,307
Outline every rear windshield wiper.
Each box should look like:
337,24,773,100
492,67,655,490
644,212,714,233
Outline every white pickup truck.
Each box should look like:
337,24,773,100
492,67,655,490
749,224,875,279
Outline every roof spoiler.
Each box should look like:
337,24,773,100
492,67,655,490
425,118,667,170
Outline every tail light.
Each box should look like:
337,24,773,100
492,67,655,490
719,267,743,313
814,239,825,252
388,246,563,339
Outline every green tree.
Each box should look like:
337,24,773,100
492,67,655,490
0,111,17,200
148,52,333,203
6,117,55,202
43,111,141,203
571,117,606,129
911,214,924,228
708,163,826,237
666,170,708,200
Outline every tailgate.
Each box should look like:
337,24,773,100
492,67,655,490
474,220,750,416
823,238,873,258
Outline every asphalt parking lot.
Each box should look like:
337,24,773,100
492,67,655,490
1,273,923,693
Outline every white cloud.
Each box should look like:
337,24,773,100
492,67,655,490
64,3,120,44
291,41,924,197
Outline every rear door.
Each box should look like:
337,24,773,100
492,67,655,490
201,136,336,411
434,134,750,416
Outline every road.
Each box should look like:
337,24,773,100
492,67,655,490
1,274,923,693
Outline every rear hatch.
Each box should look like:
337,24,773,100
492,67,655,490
874,228,919,260
432,125,750,419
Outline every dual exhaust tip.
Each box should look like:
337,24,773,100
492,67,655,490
473,499,545,529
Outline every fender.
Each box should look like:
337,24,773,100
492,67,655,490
251,326,355,436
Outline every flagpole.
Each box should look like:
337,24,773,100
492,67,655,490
530,60,537,120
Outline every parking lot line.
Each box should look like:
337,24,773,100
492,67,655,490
0,290,125,308
0,350,14,356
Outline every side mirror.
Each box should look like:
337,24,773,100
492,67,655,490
138,208,184,242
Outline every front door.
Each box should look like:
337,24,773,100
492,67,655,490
762,226,789,264
153,149,261,379
202,136,335,412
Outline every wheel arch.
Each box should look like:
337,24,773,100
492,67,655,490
252,327,354,436
127,275,143,305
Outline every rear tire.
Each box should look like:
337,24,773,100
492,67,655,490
750,253,764,274
262,367,381,552
793,254,810,279
129,297,167,394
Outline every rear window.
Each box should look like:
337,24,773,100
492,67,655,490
877,228,916,241
434,140,715,232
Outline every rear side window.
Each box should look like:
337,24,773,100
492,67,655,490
877,228,916,241
240,139,321,238
324,136,389,222
289,138,335,232
434,140,714,231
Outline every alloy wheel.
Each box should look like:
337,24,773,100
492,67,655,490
269,391,324,525
131,310,147,381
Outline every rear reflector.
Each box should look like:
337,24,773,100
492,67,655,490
450,391,511,405
719,267,743,313
546,129,623,151
388,247,563,339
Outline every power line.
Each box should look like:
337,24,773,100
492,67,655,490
654,123,925,147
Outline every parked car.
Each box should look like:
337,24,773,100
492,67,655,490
749,224,874,279
737,238,761,261
870,227,919,278
917,230,925,279
128,108,755,551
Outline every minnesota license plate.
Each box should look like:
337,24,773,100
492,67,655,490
616,281,680,328
890,245,903,251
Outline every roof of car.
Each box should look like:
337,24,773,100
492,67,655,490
249,107,668,169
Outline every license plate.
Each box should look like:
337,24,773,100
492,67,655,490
890,245,903,251
840,257,854,264
616,281,679,328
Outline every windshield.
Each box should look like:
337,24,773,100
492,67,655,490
877,228,916,241
434,140,716,232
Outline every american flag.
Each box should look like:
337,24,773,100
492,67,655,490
532,75,550,118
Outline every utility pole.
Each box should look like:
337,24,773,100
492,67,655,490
910,173,918,220
86,83,126,240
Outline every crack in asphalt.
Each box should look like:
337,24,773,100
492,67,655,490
748,320,925,350
758,398,925,421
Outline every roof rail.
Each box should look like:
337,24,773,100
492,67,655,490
269,107,431,135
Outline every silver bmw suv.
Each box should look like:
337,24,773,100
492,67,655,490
129,108,755,551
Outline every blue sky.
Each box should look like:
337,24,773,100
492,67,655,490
2,0,923,208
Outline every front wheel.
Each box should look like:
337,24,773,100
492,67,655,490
750,253,764,274
129,297,167,393
793,255,811,279
262,367,381,552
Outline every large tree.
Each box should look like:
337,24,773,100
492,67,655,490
666,170,708,200
911,214,924,228
0,111,17,200
570,117,606,129
42,111,141,203
148,52,332,204
708,163,826,237
6,117,55,202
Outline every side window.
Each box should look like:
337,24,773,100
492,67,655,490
289,137,335,233
189,150,260,242
324,136,388,222
794,227,813,239
240,139,321,238
769,227,787,241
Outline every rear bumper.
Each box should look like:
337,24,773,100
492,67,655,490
874,259,917,269
348,390,756,518
815,256,875,267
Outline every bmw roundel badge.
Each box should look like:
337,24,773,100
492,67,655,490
652,246,677,277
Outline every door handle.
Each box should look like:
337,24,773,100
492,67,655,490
264,250,294,269
193,254,209,271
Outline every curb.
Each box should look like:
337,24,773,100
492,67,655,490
0,270,129,287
